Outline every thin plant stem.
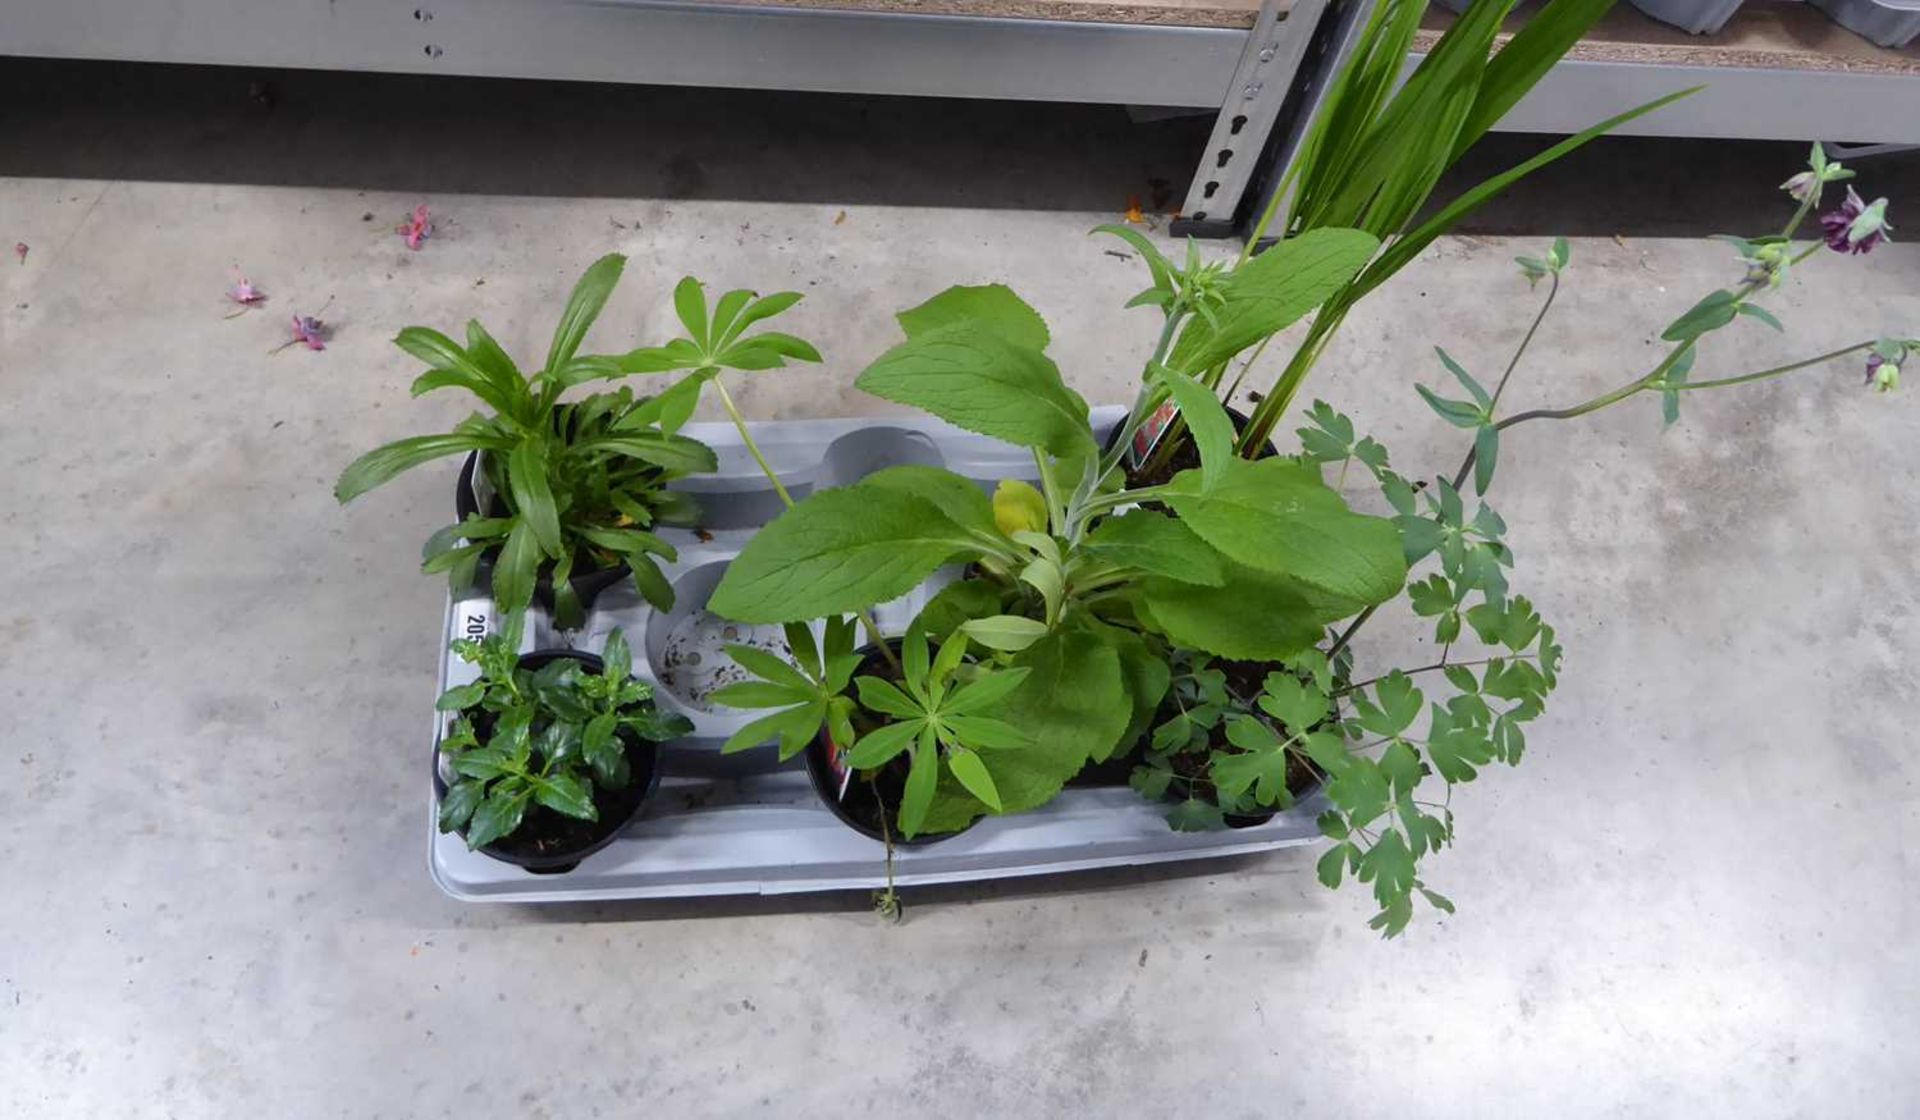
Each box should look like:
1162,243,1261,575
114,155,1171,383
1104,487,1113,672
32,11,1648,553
1488,271,1559,412
713,378,793,508
713,375,899,672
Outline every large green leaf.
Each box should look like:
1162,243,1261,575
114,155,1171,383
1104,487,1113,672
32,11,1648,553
545,254,626,375
857,465,997,536
896,284,1051,351
919,625,1128,832
334,432,496,503
708,486,979,622
1163,457,1405,605
1082,510,1224,586
1167,228,1379,372
856,323,1094,458
1137,558,1362,661
491,518,543,616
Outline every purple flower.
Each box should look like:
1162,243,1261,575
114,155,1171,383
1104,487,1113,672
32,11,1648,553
1820,187,1892,255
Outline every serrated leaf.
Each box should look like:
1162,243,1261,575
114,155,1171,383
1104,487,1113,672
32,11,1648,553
1357,828,1415,910
435,682,486,712
1082,510,1225,586
438,779,485,832
709,486,976,622
531,772,598,821
1167,228,1381,371
859,464,998,536
465,785,530,848
1138,558,1360,662
1162,457,1405,605
856,323,1093,458
896,283,1050,351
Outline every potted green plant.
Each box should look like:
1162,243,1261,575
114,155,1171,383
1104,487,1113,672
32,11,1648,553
711,616,1032,843
334,255,820,628
700,261,1412,836
1129,146,1905,934
434,622,692,872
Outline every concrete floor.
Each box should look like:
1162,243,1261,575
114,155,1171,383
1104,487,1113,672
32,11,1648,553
3,65,1919,1119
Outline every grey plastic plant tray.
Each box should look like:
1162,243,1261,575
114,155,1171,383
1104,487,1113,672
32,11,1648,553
427,410,1327,903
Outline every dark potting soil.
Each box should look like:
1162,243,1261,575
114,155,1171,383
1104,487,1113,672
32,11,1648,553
482,736,653,865
809,642,969,845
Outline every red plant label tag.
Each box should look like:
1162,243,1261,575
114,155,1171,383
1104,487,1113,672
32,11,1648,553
1129,398,1179,468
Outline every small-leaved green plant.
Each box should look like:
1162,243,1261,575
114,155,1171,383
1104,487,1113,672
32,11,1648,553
435,623,691,849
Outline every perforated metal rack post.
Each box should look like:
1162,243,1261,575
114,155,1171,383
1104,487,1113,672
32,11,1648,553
1169,0,1336,238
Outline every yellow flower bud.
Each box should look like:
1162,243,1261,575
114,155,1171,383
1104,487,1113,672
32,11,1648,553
992,479,1049,536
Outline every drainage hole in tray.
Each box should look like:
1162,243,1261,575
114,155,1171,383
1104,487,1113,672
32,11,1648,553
657,612,791,713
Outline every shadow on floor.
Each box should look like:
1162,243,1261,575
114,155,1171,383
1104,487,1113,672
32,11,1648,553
2,56,1914,236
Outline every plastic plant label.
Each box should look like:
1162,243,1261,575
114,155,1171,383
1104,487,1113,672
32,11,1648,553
1128,397,1179,468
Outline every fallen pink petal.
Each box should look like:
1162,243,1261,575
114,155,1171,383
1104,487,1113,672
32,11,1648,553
396,204,433,250
290,313,329,351
13,242,25,265
227,273,266,306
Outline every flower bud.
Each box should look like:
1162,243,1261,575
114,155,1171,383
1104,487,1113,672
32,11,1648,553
1867,352,1901,393
992,479,1049,536
1780,171,1816,202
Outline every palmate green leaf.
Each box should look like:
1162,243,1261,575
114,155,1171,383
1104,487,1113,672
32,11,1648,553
856,322,1094,458
1154,363,1235,488
546,254,627,375
846,719,921,770
672,276,711,349
710,486,978,623
896,283,1051,351
918,626,1128,833
1138,557,1359,661
1317,842,1355,888
1083,510,1229,585
858,465,998,535
1357,827,1416,912
719,703,823,759
1162,457,1405,605
1131,760,1175,800
899,729,942,837
945,748,1003,811
334,432,498,503
1167,228,1380,372
720,643,816,694
1258,673,1328,733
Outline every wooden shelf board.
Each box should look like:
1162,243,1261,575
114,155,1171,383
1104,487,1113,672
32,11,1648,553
681,0,1267,29
1416,1,1920,76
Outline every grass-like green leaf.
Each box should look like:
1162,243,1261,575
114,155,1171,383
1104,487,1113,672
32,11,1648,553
545,254,626,375
334,432,496,503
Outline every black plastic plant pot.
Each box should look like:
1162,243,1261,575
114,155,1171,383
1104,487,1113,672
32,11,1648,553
456,452,632,616
434,649,666,875
800,641,978,847
1102,404,1279,490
